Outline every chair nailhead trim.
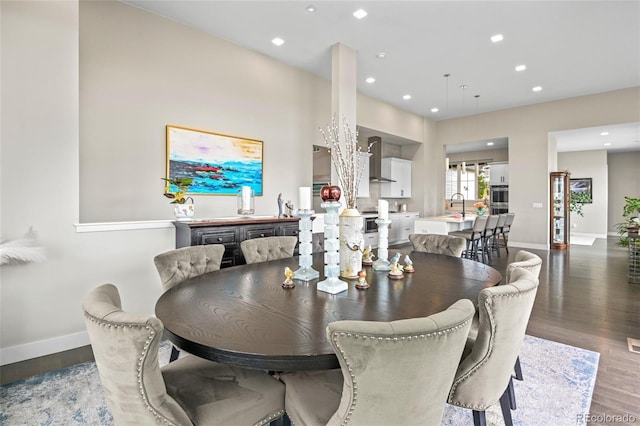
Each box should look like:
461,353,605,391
255,409,285,426
447,286,537,410
83,312,178,425
331,317,472,425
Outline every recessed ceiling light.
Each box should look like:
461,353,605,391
491,34,504,43
353,9,367,19
604,142,612,146
271,37,285,46
306,5,316,12
600,132,609,136
365,77,376,84
403,94,412,100
515,64,527,72
376,52,386,59
487,142,494,146
532,86,542,92
431,107,439,113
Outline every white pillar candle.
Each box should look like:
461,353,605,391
299,187,311,210
378,199,389,220
242,186,252,211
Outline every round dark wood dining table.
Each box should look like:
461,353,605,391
155,251,501,372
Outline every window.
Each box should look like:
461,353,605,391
445,162,489,201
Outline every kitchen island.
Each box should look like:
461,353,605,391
414,215,476,235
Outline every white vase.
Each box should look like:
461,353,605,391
339,208,363,278
174,203,195,221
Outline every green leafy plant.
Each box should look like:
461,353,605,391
614,196,640,246
569,191,592,217
162,177,194,204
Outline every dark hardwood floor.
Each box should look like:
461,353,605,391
1,237,638,424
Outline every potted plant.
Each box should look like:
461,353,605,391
614,196,640,246
162,177,195,220
569,191,592,217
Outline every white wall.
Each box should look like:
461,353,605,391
437,88,640,248
558,150,608,237
608,151,640,233
2,0,639,364
0,0,427,363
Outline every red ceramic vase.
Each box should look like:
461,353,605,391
320,185,341,202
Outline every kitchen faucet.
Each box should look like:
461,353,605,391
450,193,466,219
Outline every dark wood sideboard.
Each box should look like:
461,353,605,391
173,217,300,268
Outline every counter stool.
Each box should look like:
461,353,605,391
481,215,500,263
450,216,488,262
499,213,515,254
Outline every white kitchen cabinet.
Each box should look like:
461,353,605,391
489,163,509,185
388,212,419,244
362,232,378,249
381,158,412,198
356,152,371,198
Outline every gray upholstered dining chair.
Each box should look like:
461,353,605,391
506,250,542,386
154,244,226,362
83,283,285,426
240,236,297,264
280,299,476,426
409,233,467,257
153,244,225,292
447,268,539,426
506,250,542,284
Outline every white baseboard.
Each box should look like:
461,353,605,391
570,232,608,239
509,241,549,251
0,331,89,366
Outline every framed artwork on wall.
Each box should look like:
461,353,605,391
166,125,263,196
570,177,592,203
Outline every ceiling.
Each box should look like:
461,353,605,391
123,1,640,152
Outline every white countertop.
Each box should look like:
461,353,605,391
417,215,476,223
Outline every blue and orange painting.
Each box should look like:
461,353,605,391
166,126,263,196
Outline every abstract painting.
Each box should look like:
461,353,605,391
166,125,263,196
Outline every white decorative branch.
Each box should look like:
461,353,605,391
0,227,47,266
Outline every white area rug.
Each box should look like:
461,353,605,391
571,236,596,246
0,336,599,426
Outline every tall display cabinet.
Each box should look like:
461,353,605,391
550,171,570,249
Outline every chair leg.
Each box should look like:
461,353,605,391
514,356,523,381
169,345,180,362
499,384,514,426
472,410,487,426
503,232,510,254
507,375,517,410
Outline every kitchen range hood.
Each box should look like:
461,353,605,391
368,136,396,182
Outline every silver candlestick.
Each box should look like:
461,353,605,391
293,209,319,281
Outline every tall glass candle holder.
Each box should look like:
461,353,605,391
293,209,319,281
317,201,348,294
237,186,255,216
373,218,392,271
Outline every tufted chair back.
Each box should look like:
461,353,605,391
409,233,467,257
154,245,225,291
506,250,542,283
447,268,539,414
325,299,475,425
240,236,298,264
82,283,193,425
